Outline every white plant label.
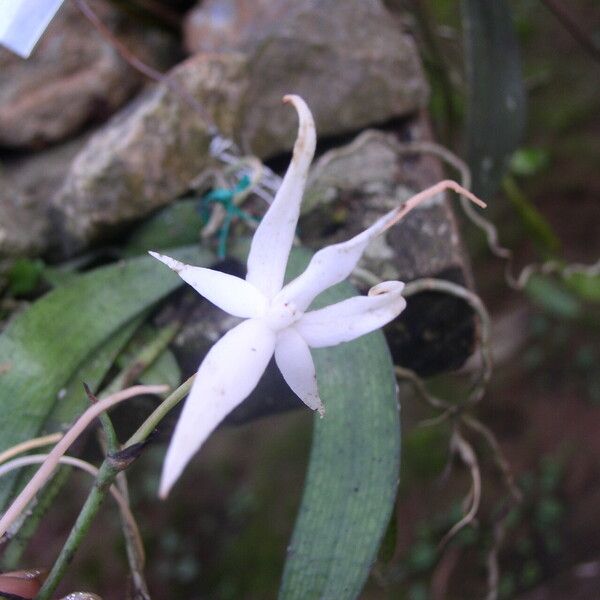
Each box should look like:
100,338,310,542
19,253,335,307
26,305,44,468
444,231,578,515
0,0,65,58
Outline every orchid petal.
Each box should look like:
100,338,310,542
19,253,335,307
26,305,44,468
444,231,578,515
276,210,395,311
275,328,324,415
296,281,406,348
246,95,316,299
149,251,267,318
159,319,276,497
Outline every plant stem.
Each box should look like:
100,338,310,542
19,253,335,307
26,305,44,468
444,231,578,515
85,384,120,456
104,322,181,394
92,398,150,599
36,459,118,600
114,468,150,600
34,377,193,597
1,469,70,570
126,375,194,447
0,387,165,539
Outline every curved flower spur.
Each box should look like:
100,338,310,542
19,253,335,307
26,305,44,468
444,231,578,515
151,95,486,497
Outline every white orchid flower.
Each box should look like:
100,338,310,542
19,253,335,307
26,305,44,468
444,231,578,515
151,95,486,497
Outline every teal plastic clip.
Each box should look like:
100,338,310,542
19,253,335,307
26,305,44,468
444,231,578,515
199,175,259,259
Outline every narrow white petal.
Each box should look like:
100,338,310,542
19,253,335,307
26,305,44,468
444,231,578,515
296,281,406,348
278,179,486,311
276,210,395,311
246,95,316,299
275,328,324,415
159,319,276,497
149,251,267,318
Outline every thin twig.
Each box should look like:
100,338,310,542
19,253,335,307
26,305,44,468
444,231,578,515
0,385,167,539
484,504,512,600
430,545,462,600
398,141,600,289
73,0,218,136
86,384,120,455
125,376,194,447
0,434,63,466
512,257,600,289
89,322,182,600
397,141,510,260
36,459,125,600
0,454,143,560
394,365,522,594
394,366,451,412
397,141,471,186
103,322,181,394
381,180,486,234
439,429,481,549
33,378,193,598
462,415,522,504
116,469,150,600
403,278,493,407
75,0,282,206
92,412,149,600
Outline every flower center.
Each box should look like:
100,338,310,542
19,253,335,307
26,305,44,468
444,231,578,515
263,298,302,332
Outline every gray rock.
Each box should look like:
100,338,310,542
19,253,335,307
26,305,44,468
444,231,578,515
0,180,48,258
185,0,428,156
51,0,427,252
53,53,249,254
184,0,277,54
0,137,87,256
0,0,176,149
236,0,428,157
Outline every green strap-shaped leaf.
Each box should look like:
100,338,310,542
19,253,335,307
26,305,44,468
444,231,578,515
276,251,401,600
525,274,583,320
124,199,204,257
227,241,401,599
1,320,141,569
115,324,182,390
566,273,600,303
279,283,400,599
45,318,143,428
0,246,213,511
462,0,526,197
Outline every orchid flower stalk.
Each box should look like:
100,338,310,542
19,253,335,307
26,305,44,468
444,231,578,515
151,95,486,498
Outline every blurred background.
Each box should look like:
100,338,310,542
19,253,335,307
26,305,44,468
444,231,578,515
0,1,599,599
